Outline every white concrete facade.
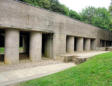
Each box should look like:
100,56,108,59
0,0,112,64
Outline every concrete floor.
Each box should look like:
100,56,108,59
0,51,109,86
65,51,109,58
74,51,109,58
0,63,75,86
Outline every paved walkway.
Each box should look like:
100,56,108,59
74,51,109,58
65,51,109,58
0,51,109,86
0,63,75,86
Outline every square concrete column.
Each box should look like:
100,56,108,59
77,37,83,52
66,36,74,53
5,29,19,64
85,38,91,51
30,32,42,62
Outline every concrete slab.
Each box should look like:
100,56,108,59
65,51,109,59
74,51,109,58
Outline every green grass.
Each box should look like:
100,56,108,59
0,47,24,54
0,48,4,54
18,52,112,86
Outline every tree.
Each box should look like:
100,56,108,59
37,0,51,9
21,0,38,6
109,0,112,15
50,0,69,16
19,0,112,31
81,7,96,24
81,7,112,30
69,10,82,20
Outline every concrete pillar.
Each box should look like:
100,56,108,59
66,36,74,53
30,32,42,62
96,38,100,47
77,37,83,52
85,38,91,51
5,29,19,64
53,33,66,59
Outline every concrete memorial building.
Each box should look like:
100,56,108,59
0,0,112,64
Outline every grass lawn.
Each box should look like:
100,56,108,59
18,52,112,86
0,48,4,54
0,47,24,54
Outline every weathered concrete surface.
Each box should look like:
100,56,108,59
91,39,96,50
53,33,66,58
0,0,112,60
43,34,53,58
74,51,109,59
77,37,83,52
66,36,74,53
5,29,19,64
0,63,75,86
30,32,42,61
85,39,90,51
0,0,112,41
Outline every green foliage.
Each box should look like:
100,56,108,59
19,0,112,31
22,0,38,6
69,10,82,20
81,7,112,30
38,0,51,9
17,52,112,86
109,6,112,14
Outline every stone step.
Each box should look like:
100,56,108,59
73,57,87,64
61,55,87,64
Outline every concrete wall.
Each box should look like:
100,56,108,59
0,0,112,63
0,0,112,40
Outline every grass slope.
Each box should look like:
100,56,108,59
19,52,112,86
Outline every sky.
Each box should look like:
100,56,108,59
59,0,111,12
